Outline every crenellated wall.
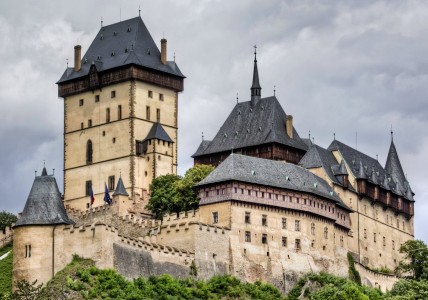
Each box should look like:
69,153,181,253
355,262,398,292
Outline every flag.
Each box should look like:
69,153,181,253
90,185,95,206
104,183,112,205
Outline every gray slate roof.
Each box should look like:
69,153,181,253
143,122,174,143
113,176,129,196
197,154,350,210
58,17,184,84
15,168,74,227
193,140,212,157
192,96,308,157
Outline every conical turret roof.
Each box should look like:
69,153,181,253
385,140,407,187
113,176,129,196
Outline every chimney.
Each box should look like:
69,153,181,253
74,45,82,71
286,115,293,138
161,39,167,64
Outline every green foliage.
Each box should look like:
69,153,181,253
9,279,45,300
0,211,17,231
384,279,428,300
147,164,215,218
0,243,13,298
347,252,362,285
395,240,428,280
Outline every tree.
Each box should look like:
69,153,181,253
147,164,215,218
10,280,45,300
0,211,17,231
395,240,428,280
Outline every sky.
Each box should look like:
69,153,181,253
0,0,427,242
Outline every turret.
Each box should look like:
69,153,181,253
250,46,261,106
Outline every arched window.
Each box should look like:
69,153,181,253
324,227,328,239
86,140,93,164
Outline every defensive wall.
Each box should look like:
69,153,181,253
355,262,398,292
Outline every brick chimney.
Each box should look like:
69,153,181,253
286,115,293,138
74,45,82,71
161,39,167,64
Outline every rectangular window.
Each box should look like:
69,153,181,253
95,95,100,102
245,212,251,224
374,233,376,243
85,180,92,196
295,239,301,250
159,93,164,101
383,236,386,247
245,231,251,242
156,108,160,122
364,229,367,239
262,234,267,244
146,106,150,121
106,108,110,123
81,122,84,129
205,191,209,197
262,214,267,226
392,240,395,250
213,212,218,224
282,237,287,247
79,99,84,106
111,90,116,98
295,220,300,231
88,119,92,127
118,105,122,120
148,90,153,98
108,176,115,191
282,218,287,229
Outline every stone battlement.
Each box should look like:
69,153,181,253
161,209,199,224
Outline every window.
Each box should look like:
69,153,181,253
95,95,100,102
383,236,386,247
324,227,328,239
88,119,92,127
262,234,267,244
85,180,92,196
262,215,267,226
364,229,367,239
241,189,244,194
25,245,32,258
205,191,209,197
245,231,251,242
79,99,84,106
245,212,251,224
106,108,110,123
148,90,153,98
111,90,116,98
295,239,301,250
396,219,399,228
295,220,300,231
159,93,164,101
392,240,395,250
156,108,160,122
112,137,116,143
81,122,84,129
86,140,93,164
213,212,218,224
108,176,115,191
118,105,122,120
146,106,150,120
282,237,287,247
282,218,287,229
311,223,315,235
374,233,377,243
340,236,344,247
289,196,292,203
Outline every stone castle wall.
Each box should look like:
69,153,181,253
355,262,398,292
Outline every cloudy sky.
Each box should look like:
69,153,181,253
1,0,427,242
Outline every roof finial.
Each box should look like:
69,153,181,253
101,17,103,28
390,124,394,141
173,52,176,61
312,137,315,144
66,58,69,68
250,45,261,105
309,130,311,141
202,131,204,141
139,5,141,17
274,85,276,96
35,170,37,177
333,133,335,140
236,92,239,103
120,169,122,177
53,168,55,175
43,160,45,168
376,154,378,161
254,44,257,61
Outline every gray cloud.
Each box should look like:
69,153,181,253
0,0,427,243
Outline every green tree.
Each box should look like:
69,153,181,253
395,240,428,280
146,174,181,219
0,211,17,231
384,279,428,299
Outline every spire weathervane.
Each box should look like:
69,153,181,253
139,5,141,17
274,85,276,96
391,124,394,141
236,92,239,103
101,17,103,28
202,132,204,141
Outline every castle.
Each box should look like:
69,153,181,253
12,15,414,293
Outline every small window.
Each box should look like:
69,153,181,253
205,191,209,197
324,227,328,239
88,119,92,127
159,93,164,101
245,231,251,242
374,233,377,243
156,108,160,122
262,215,267,226
148,90,153,98
364,229,367,239
311,223,315,235
241,189,244,194
81,122,84,129
95,95,100,102
111,90,116,98
118,105,122,120
282,237,287,247
146,106,150,121
85,180,92,196
213,212,218,224
106,108,110,123
245,212,251,224
234,187,237,193
248,190,251,196
261,192,265,198
282,218,287,229
295,239,301,250
86,140,93,164
102,131,106,136
112,137,116,143
340,236,344,247
392,240,395,250
295,220,300,231
108,176,115,191
262,234,267,244
383,236,386,247
79,99,84,106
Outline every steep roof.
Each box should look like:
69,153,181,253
15,169,74,227
193,96,308,157
192,140,212,157
143,122,173,143
58,17,184,84
197,154,350,210
113,176,129,196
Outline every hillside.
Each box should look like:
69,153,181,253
0,243,13,298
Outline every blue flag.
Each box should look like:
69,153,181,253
104,184,111,205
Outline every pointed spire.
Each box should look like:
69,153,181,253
338,160,348,175
41,166,48,176
370,167,378,185
113,176,129,196
357,161,367,179
250,45,261,106
385,139,407,187
382,174,390,190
